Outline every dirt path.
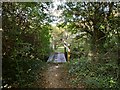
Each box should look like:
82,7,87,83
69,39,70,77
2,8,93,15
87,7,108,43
43,53,70,88
33,53,84,88
34,63,71,88
44,63,71,88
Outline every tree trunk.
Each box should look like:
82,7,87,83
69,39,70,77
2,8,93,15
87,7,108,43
92,23,106,62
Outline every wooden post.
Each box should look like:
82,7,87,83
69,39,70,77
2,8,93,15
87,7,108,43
63,39,71,62
64,47,68,61
67,46,70,62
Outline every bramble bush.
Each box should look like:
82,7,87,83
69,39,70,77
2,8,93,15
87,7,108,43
68,56,119,88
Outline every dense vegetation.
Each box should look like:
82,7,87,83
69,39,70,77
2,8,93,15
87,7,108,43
58,2,120,88
2,2,52,88
2,2,120,89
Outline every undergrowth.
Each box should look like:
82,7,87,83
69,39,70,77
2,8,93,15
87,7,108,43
67,56,119,89
2,58,47,88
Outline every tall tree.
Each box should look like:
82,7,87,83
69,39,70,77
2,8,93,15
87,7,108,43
2,2,52,87
58,2,118,60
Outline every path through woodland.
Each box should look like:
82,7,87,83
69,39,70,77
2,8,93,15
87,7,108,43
34,53,72,88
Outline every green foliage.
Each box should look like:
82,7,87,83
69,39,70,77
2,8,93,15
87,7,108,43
59,2,120,88
2,2,52,88
58,2,120,53
68,56,119,88
2,2,120,89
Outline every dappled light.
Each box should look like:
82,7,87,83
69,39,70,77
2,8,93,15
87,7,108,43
2,1,120,89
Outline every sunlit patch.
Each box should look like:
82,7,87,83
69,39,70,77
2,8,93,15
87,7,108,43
55,66,59,68
1,86,3,88
4,84,8,88
55,74,58,76
8,86,12,88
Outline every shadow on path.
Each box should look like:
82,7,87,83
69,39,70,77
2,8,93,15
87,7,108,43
33,53,84,88
34,63,72,88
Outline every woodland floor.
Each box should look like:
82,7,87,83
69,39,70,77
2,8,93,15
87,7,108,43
33,53,85,88
34,63,71,88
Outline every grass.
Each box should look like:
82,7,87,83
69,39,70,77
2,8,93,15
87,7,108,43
55,46,64,53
